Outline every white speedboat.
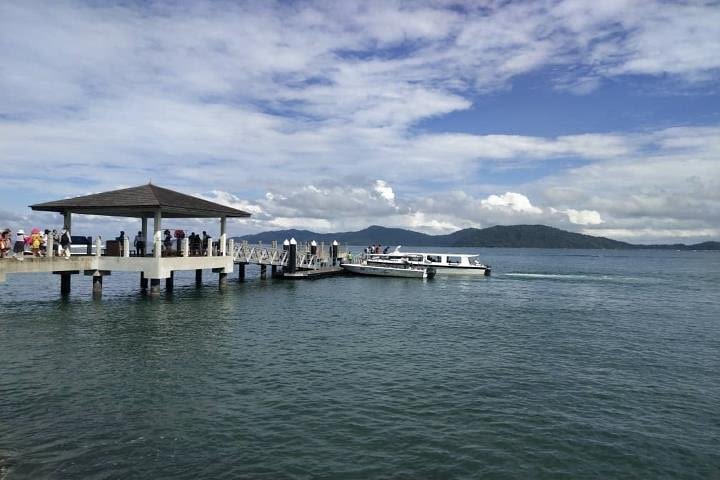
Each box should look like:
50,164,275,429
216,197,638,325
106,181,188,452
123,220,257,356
342,261,434,279
365,247,491,276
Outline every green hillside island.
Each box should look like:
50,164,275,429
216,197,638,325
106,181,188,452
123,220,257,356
235,225,719,250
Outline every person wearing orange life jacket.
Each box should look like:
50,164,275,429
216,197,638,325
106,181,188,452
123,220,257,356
30,229,43,257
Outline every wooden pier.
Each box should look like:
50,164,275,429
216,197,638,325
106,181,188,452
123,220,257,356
0,184,349,296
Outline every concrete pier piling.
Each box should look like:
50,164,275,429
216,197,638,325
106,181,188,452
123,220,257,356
60,273,72,296
92,275,103,296
195,269,203,286
271,265,277,277
165,271,174,292
218,271,228,288
140,272,148,291
238,263,245,282
150,278,161,297
260,264,267,278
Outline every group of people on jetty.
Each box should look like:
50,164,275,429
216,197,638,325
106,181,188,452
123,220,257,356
364,244,390,255
1,226,219,259
129,229,214,257
0,228,72,260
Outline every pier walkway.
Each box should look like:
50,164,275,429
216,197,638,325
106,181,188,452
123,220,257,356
1,184,348,296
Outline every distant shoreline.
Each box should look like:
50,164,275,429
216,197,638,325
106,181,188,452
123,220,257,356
235,224,719,251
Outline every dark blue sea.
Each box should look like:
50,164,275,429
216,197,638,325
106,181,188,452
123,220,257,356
1,248,719,479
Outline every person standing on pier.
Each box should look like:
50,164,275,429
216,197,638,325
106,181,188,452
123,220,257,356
118,231,126,256
134,231,145,257
13,229,26,259
163,229,173,256
202,231,209,255
0,229,11,258
51,229,59,256
41,229,50,256
59,228,71,259
30,228,42,257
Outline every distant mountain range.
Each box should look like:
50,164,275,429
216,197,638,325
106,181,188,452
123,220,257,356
235,224,719,250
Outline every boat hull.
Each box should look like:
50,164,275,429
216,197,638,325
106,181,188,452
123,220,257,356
342,263,428,278
430,266,490,276
366,260,490,276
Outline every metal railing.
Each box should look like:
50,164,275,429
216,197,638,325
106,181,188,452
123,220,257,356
232,243,288,266
231,241,349,270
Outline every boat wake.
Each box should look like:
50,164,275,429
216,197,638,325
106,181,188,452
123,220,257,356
502,273,637,282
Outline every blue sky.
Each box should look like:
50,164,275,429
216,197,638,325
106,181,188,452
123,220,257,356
1,0,719,243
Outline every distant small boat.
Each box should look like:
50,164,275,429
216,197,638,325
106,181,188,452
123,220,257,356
341,261,434,279
365,247,491,276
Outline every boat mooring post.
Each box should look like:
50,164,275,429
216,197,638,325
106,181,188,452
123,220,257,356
332,240,338,266
288,238,297,274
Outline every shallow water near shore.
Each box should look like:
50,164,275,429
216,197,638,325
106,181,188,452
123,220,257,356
1,248,719,479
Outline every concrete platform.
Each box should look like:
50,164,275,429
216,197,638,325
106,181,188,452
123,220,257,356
0,254,233,282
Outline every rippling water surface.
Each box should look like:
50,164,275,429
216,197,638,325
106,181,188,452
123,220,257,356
1,248,719,479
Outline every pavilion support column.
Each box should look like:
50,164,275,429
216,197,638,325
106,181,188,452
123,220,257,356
141,217,148,257
195,269,203,287
220,216,227,256
150,279,161,297
63,211,72,232
140,272,148,291
153,210,162,258
165,271,174,292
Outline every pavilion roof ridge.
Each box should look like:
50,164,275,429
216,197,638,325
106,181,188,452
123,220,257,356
30,184,251,219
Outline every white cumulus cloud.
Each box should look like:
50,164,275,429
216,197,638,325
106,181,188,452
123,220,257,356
481,192,543,214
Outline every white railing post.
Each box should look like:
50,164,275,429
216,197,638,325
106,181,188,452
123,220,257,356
220,233,227,256
123,237,130,258
207,237,213,256
47,235,54,258
182,237,189,257
228,239,234,258
95,237,102,257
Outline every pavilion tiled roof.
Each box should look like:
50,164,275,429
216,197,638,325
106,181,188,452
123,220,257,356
30,184,251,218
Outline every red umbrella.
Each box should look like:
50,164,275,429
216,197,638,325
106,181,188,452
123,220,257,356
31,227,41,234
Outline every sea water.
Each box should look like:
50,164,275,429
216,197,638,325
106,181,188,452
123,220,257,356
1,248,719,479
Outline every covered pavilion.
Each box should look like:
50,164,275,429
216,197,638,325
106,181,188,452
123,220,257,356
30,183,251,255
0,183,253,296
